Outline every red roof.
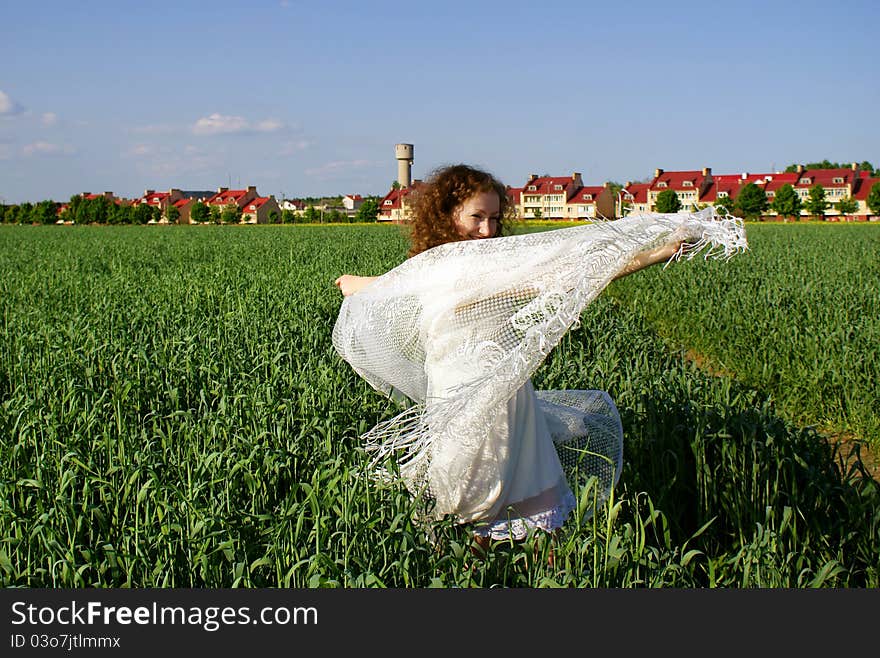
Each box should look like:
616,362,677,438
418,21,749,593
650,170,709,192
570,186,604,203
173,198,191,208
244,196,272,211
506,187,522,205
205,189,251,207
521,176,581,200
622,183,650,204
854,177,880,201
795,168,857,189
138,191,170,207
378,184,421,214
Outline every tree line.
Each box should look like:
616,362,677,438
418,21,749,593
1,196,382,225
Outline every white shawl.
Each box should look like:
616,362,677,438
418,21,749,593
332,209,747,523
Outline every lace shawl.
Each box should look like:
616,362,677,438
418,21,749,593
332,209,747,522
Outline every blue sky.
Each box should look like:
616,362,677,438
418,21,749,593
2,0,877,204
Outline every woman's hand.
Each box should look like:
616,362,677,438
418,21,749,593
613,238,685,281
334,275,377,297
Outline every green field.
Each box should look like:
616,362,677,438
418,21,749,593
1,223,877,587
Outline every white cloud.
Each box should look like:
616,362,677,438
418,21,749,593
279,139,312,156
126,144,155,157
305,159,382,179
0,90,24,116
192,113,286,136
21,141,76,157
132,123,180,135
41,112,58,126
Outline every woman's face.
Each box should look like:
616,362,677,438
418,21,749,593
453,191,500,240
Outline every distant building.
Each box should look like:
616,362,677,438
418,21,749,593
204,186,259,212
647,168,714,212
519,173,614,219
853,175,880,220
378,183,422,221
506,187,523,218
241,196,281,224
619,182,650,215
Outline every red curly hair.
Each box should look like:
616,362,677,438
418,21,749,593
405,164,510,257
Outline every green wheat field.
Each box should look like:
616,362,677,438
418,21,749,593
1,222,877,587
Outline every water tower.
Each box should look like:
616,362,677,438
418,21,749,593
395,143,414,188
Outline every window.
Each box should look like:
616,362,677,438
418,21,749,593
384,200,392,205
657,182,667,188
582,194,592,200
682,181,693,187
833,177,843,184
801,178,811,185
554,185,563,191
527,185,536,191
718,191,728,198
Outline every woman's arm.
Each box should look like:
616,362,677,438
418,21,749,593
335,274,378,297
612,240,683,281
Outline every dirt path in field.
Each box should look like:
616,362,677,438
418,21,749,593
682,349,879,482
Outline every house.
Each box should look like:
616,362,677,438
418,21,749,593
506,187,523,218
280,199,307,214
172,198,195,224
342,194,364,211
647,168,714,212
853,176,880,220
619,182,650,216
135,189,184,222
241,196,281,224
697,172,798,211
378,182,422,221
204,186,259,214
793,164,861,217
564,183,615,219
520,173,585,219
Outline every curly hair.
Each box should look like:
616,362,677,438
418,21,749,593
405,164,510,257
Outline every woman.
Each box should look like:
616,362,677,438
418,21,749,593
333,164,746,549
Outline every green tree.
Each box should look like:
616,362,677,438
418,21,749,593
18,202,35,224
391,180,401,190
221,203,240,225
303,205,320,223
190,201,209,224
166,205,180,224
867,182,880,216
714,195,736,214
804,185,830,219
112,203,133,225
769,184,802,220
209,205,221,224
835,197,857,218
32,200,59,224
355,198,379,223
132,203,154,225
3,205,19,224
736,183,768,220
531,207,543,220
267,210,280,224
655,189,681,213
281,209,295,224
